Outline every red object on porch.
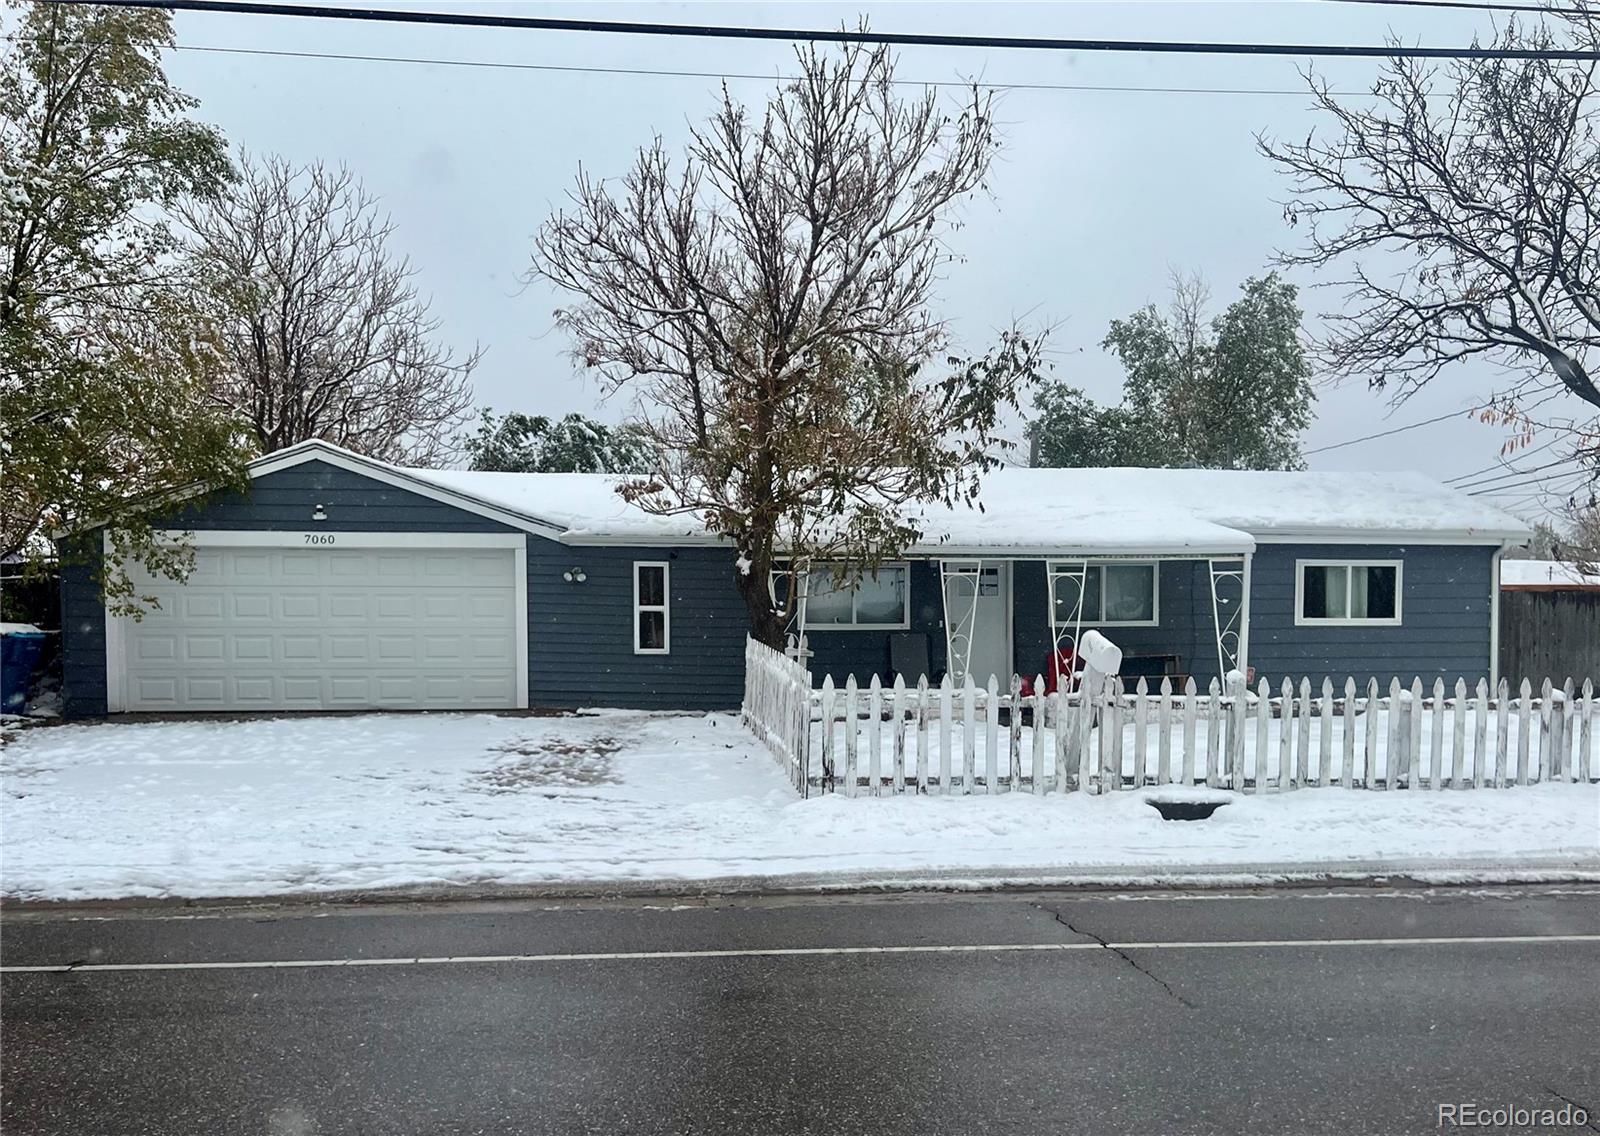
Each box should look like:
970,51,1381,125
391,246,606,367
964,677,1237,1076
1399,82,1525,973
1019,649,1079,697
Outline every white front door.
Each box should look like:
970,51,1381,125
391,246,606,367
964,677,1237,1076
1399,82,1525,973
942,561,1012,687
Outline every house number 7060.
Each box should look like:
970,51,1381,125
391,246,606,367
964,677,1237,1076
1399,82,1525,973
303,534,336,545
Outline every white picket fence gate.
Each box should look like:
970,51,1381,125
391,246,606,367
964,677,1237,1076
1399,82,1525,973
741,637,813,795
809,671,1599,797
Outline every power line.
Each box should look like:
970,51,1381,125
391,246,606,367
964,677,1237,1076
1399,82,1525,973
1468,468,1594,496
1313,0,1595,16
50,0,1600,61
133,42,1360,97
1302,409,1471,456
1450,454,1586,491
1443,436,1563,483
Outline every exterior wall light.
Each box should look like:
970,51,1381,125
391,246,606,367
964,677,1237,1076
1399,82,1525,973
563,568,587,583
311,504,328,521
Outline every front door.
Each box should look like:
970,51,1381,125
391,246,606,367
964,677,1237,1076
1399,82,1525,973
941,561,1012,687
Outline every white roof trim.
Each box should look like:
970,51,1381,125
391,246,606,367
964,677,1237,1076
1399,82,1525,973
244,440,568,539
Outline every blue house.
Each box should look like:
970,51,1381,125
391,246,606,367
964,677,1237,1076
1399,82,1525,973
59,440,1530,717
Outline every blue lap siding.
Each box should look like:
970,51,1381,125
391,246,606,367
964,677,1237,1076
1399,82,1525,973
801,545,1498,692
57,456,1503,716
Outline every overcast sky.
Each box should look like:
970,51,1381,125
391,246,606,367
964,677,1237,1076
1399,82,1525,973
143,0,1585,519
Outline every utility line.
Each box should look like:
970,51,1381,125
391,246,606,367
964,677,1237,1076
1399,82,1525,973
1468,468,1593,495
93,41,1373,97
1443,436,1563,483
46,0,1600,61
1450,454,1587,491
1302,409,1470,456
1313,0,1595,16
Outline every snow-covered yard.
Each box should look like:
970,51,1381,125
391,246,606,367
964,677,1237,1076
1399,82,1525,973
2,712,1597,901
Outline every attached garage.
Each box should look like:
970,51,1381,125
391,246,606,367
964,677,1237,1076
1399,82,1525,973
106,533,528,712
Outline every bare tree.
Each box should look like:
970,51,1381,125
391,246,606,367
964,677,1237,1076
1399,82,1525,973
532,42,1045,647
1260,6,1600,476
182,154,477,466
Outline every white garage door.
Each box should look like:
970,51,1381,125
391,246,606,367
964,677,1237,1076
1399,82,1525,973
112,536,525,712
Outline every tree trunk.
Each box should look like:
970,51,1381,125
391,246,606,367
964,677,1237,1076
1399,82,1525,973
735,559,787,650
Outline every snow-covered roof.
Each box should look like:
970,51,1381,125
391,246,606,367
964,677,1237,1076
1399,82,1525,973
406,462,1530,554
1500,559,1600,590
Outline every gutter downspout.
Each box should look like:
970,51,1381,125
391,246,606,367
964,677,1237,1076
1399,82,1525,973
1490,542,1508,689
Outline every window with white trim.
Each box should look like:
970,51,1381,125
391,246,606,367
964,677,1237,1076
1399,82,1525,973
1049,561,1159,627
803,563,910,630
633,562,670,653
1296,561,1401,625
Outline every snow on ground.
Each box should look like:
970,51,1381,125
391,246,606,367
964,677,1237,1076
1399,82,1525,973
2,712,1596,901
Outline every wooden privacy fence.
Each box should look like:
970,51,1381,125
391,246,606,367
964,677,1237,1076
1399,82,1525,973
808,671,1598,796
741,637,812,795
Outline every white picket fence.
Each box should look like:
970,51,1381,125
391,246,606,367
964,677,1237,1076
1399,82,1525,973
808,671,1599,796
741,637,813,795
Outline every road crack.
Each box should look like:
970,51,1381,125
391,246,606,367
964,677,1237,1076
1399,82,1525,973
1032,902,1196,1009
1545,1087,1600,1131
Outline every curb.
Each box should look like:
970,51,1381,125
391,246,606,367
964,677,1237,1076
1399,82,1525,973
5,857,1598,915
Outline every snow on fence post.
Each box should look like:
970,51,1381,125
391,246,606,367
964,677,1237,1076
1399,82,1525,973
1407,678,1424,789
985,674,1002,796
740,636,812,797
1581,679,1594,784
1204,679,1223,789
1360,678,1379,790
1106,677,1126,791
1181,678,1199,786
1229,672,1248,792
1494,678,1511,789
1385,679,1404,790
1341,678,1357,790
1133,677,1149,790
1279,677,1296,790
962,675,978,794
1032,676,1048,794
891,675,907,795
843,676,859,799
1538,678,1553,783
1317,678,1334,789
818,675,836,789
1516,678,1533,786
1053,688,1071,794
1008,673,1025,792
939,675,954,795
916,676,930,793
1157,677,1174,786
1296,678,1313,787
1559,677,1577,781
867,676,884,797
1449,679,1466,791
1471,679,1489,790
1428,679,1446,790
1256,678,1272,792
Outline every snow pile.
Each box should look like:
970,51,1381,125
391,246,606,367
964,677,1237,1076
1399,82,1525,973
1,712,1593,901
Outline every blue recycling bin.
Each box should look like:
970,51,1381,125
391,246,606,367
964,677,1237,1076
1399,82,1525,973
1,626,47,713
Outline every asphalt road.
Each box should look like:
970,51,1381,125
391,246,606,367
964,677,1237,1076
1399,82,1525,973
3,886,1599,1136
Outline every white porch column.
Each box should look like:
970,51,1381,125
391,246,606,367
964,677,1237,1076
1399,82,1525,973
1239,550,1253,679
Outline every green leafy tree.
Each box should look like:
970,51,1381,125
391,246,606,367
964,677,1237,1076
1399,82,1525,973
1,1,247,609
463,410,653,473
1031,272,1316,470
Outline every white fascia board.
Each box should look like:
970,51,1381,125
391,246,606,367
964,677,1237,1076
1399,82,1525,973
1251,528,1531,546
147,531,528,549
